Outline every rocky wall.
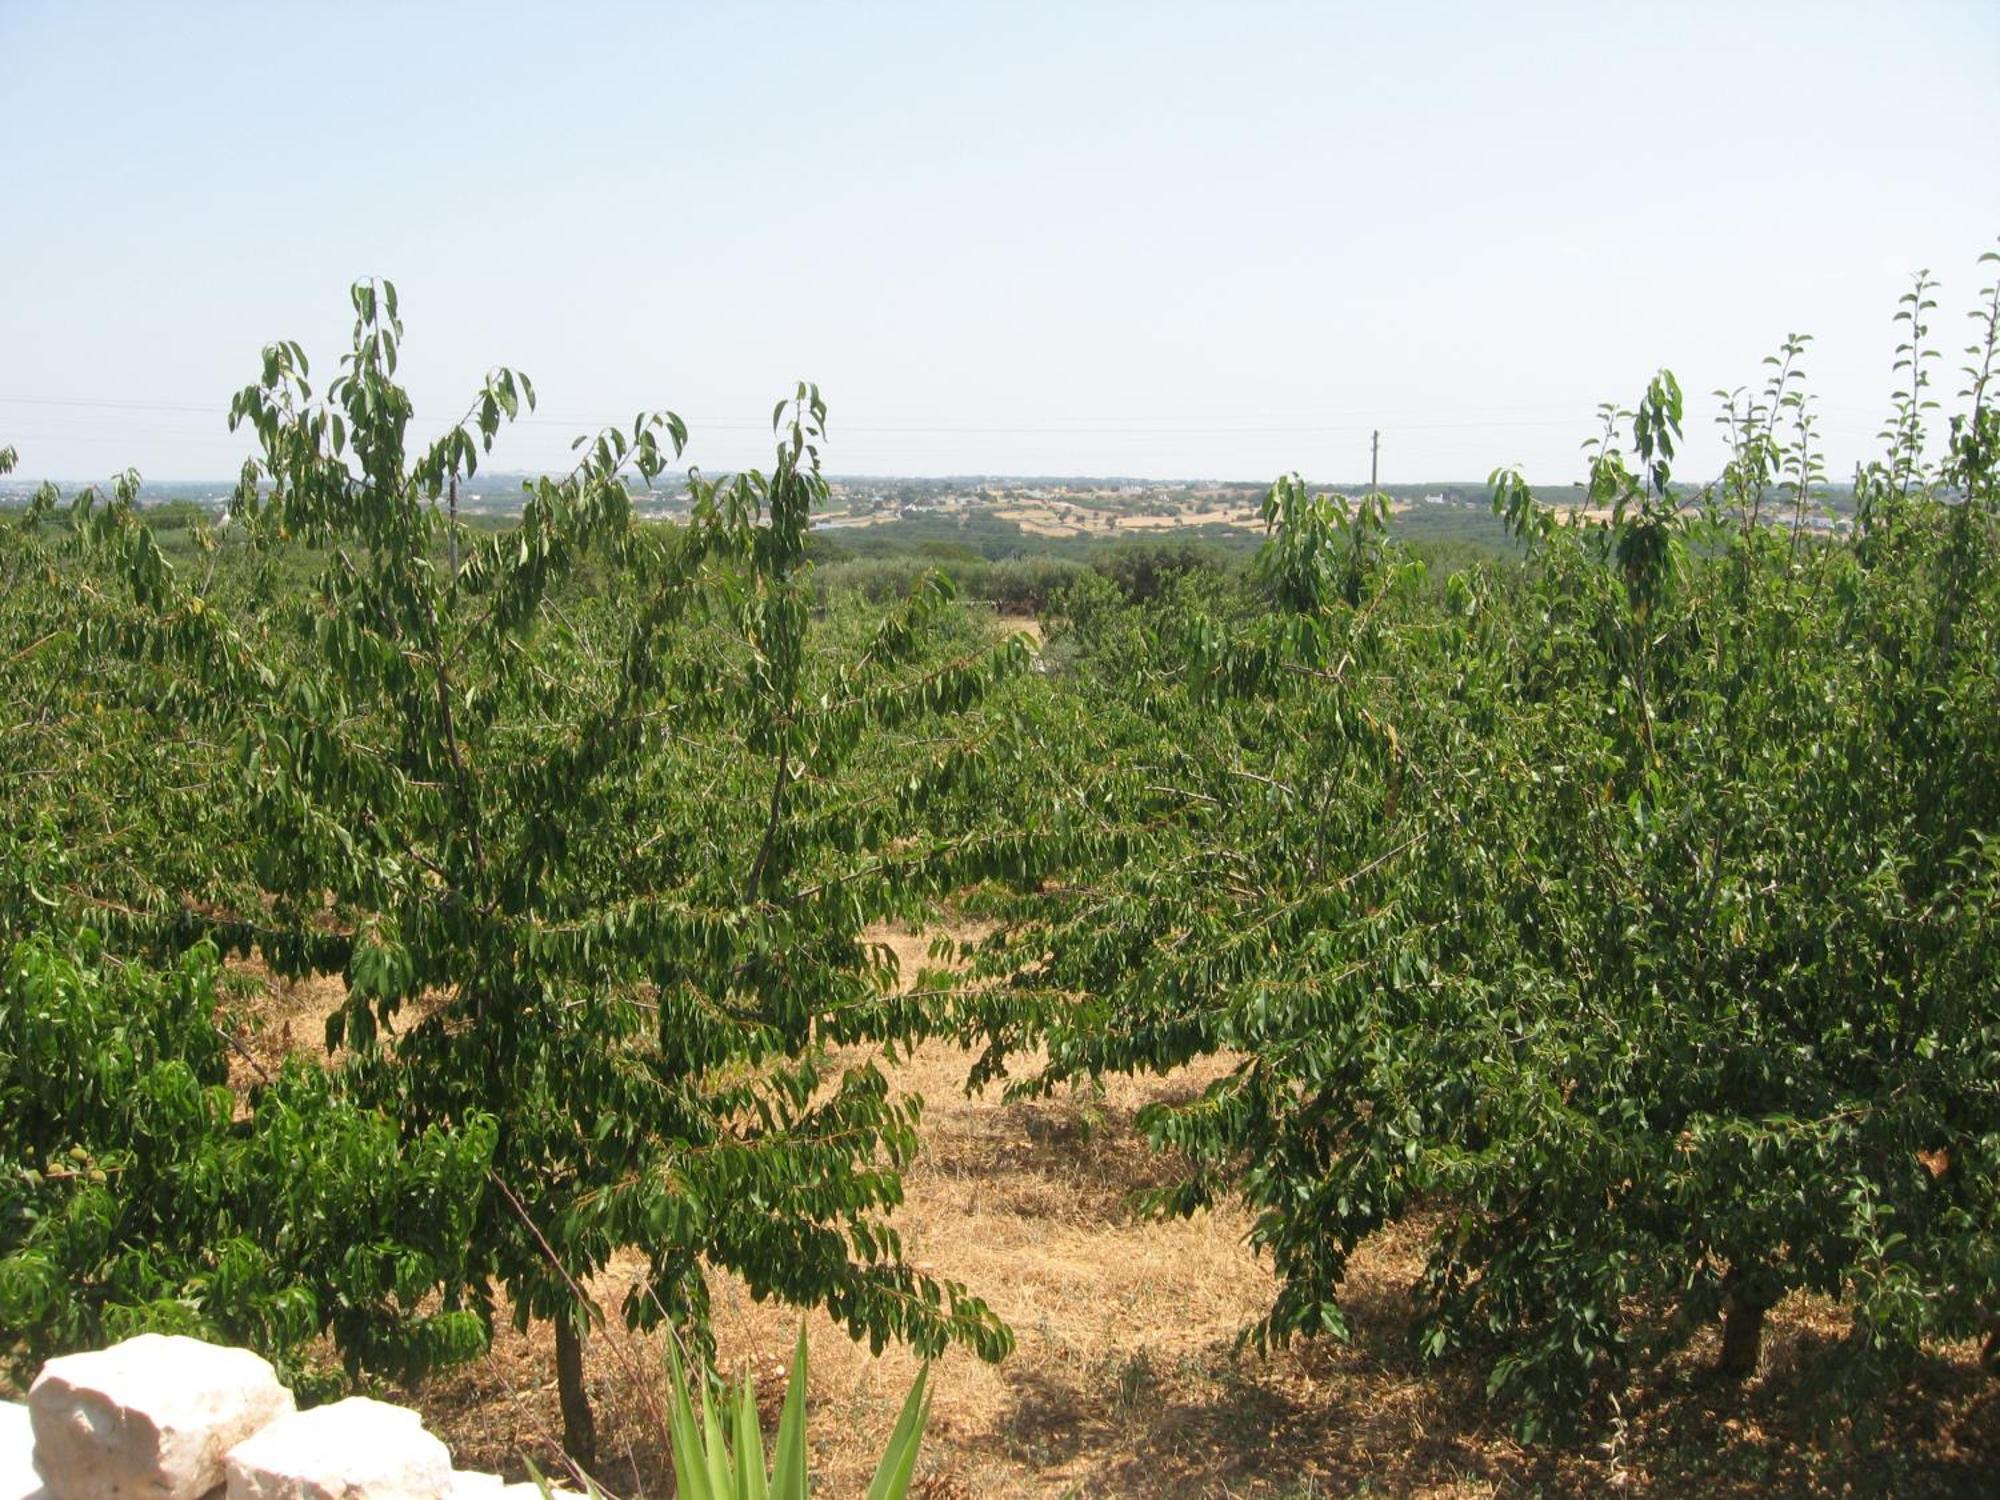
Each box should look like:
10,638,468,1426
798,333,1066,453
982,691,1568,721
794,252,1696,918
2,1335,582,1500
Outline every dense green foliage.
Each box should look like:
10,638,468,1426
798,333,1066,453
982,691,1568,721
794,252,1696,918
0,287,1019,1459
945,251,2000,1433
3,250,1996,1455
813,536,1235,613
0,935,491,1389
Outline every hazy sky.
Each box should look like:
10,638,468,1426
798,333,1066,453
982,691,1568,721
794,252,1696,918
3,0,1997,485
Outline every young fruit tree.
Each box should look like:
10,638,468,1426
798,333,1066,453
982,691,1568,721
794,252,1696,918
57,282,1021,1462
959,254,2000,1436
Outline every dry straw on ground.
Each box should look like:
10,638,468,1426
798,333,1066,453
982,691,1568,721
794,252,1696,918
220,928,1995,1498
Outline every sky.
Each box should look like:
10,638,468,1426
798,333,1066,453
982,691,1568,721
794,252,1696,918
2,0,1997,487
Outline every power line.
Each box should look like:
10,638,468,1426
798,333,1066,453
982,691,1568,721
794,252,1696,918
0,392,1609,435
0,391,1897,437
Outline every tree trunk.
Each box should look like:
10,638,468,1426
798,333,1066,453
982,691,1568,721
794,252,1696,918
555,1312,598,1470
1718,1294,1767,1378
1718,1264,1779,1378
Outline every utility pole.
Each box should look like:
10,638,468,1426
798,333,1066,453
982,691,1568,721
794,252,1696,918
1370,429,1380,495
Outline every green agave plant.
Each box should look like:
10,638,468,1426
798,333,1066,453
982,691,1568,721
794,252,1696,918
530,1325,931,1500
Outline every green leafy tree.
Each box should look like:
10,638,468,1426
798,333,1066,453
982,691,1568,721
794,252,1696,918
0,930,494,1389
51,283,1018,1461
957,252,2000,1436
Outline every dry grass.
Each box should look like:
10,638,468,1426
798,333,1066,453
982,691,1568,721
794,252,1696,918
214,953,351,1102
992,505,1100,539
1104,507,1264,532
346,925,1999,1498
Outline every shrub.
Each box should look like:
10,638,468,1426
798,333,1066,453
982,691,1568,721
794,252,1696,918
0,932,493,1389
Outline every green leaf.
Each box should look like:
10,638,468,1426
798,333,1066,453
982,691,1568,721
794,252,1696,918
864,1363,931,1500
768,1325,810,1498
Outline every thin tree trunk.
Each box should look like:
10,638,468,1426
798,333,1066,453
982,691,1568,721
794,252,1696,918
555,1312,598,1470
1718,1265,1779,1378
1718,1296,1767,1377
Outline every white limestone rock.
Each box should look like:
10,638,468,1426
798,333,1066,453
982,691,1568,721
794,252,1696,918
446,1473,585,1500
28,1334,294,1500
224,1398,452,1500
447,1473,584,1500
2,1402,50,1500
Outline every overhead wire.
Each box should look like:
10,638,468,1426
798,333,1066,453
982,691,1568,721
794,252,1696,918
0,391,1607,434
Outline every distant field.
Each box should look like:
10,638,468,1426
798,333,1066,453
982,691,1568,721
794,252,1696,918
1,472,1852,568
